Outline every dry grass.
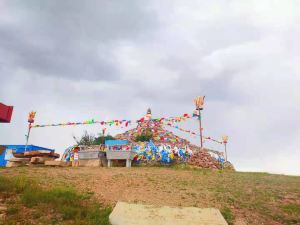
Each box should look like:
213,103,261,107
0,166,299,225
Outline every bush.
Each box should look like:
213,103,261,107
74,131,115,145
135,129,153,142
93,135,115,145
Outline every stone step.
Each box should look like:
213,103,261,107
109,202,228,225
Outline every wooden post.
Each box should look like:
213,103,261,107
24,123,31,152
194,96,205,150
25,111,36,152
198,108,203,149
224,143,227,162
126,159,131,168
102,128,106,144
222,135,229,162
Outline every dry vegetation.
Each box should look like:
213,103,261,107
0,166,299,225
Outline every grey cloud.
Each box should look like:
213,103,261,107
0,0,158,81
1,0,300,175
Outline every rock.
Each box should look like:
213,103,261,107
0,205,7,212
224,161,235,171
0,213,5,220
187,150,222,169
6,161,24,167
234,218,247,225
9,158,30,162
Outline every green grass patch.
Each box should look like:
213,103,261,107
0,174,112,225
6,206,19,215
281,203,300,216
221,207,234,225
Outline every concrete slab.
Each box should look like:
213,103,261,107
109,202,228,225
30,157,54,164
79,159,101,167
44,161,70,167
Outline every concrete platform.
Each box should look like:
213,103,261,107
109,202,228,225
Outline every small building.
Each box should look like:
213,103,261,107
0,145,55,167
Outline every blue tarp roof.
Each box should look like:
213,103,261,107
1,145,54,153
0,146,7,167
105,140,129,146
0,145,55,167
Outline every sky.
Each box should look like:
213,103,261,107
0,0,299,175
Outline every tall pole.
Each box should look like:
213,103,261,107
224,143,227,161
102,129,105,144
194,96,205,149
24,123,31,152
25,111,36,152
198,108,203,149
222,135,229,162
102,128,106,145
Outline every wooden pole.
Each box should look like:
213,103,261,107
102,129,105,144
198,108,203,149
24,123,31,152
224,143,227,162
102,128,106,145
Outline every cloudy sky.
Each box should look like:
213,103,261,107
1,0,299,175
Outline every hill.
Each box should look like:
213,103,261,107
1,167,299,225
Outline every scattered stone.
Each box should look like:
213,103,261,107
9,158,30,162
188,150,222,169
6,161,25,167
224,161,235,170
0,205,7,212
0,213,5,220
234,218,248,225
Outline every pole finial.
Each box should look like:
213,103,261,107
194,96,205,110
28,111,36,123
222,135,229,144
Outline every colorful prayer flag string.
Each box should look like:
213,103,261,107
30,113,192,129
163,123,223,144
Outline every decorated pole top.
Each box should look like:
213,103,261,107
145,108,152,120
28,111,36,123
222,135,229,144
147,108,152,115
194,96,205,110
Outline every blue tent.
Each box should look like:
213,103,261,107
0,145,54,167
